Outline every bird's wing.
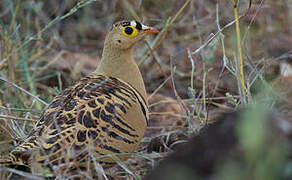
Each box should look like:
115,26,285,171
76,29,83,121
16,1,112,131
10,75,148,170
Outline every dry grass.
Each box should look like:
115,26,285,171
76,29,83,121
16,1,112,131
0,0,292,179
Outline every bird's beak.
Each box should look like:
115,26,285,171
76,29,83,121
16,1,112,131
143,27,159,34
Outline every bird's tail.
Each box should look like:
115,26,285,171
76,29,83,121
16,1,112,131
0,156,13,165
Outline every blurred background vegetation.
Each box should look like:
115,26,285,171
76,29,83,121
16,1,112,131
0,0,291,179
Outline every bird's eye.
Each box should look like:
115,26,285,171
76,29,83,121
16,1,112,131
124,27,133,35
122,26,138,37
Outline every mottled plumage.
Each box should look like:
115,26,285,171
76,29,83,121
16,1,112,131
10,75,148,172
3,20,159,174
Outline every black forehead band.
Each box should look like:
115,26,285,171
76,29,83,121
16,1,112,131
121,21,142,30
135,21,142,30
114,20,143,31
121,21,131,27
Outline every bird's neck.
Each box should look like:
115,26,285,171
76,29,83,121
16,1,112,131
94,44,147,102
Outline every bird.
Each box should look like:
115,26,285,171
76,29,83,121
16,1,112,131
3,20,159,174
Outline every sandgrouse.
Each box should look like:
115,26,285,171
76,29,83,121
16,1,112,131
4,20,159,173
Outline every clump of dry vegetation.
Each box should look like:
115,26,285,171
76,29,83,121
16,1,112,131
0,0,292,179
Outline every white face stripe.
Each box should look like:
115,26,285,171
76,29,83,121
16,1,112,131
129,20,149,30
141,24,149,30
130,21,137,27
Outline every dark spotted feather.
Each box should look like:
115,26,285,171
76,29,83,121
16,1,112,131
9,74,148,172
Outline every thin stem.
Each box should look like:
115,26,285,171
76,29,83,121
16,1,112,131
0,76,48,106
234,2,246,106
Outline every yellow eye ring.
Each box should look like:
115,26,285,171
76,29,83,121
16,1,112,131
122,26,138,37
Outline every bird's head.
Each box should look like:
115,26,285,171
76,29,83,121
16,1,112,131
105,20,159,50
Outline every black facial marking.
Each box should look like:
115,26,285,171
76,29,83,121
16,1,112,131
135,21,142,30
122,21,130,27
117,40,121,43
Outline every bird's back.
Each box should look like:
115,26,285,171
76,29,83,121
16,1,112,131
9,74,148,173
